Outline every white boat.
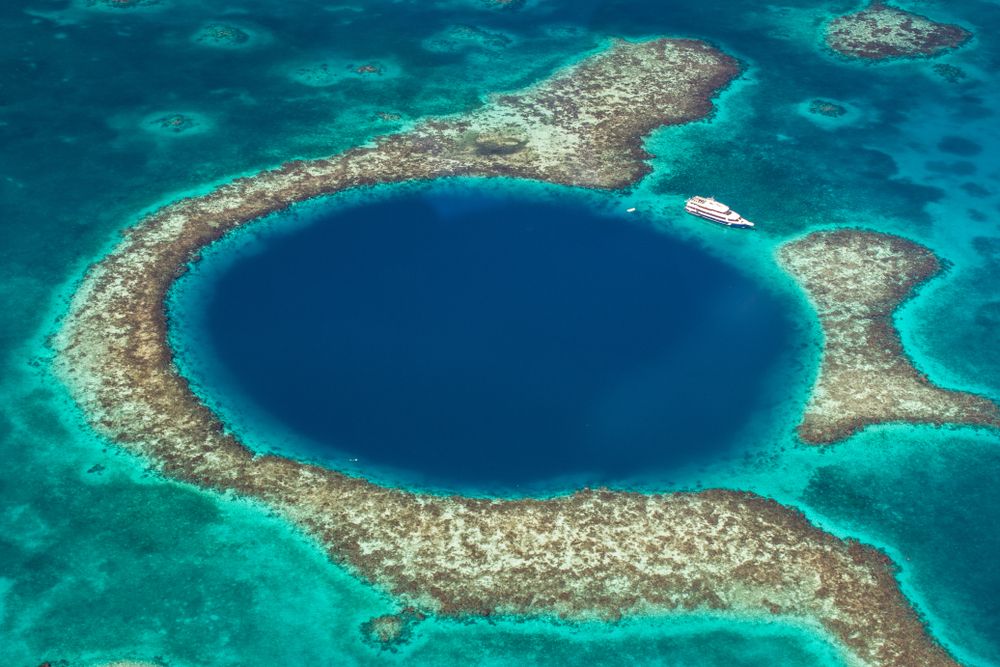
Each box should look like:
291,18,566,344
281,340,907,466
684,196,754,229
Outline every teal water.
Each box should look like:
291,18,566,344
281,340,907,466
3,0,1000,665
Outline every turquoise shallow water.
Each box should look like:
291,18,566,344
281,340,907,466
3,0,1000,664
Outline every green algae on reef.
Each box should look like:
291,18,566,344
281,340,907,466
52,38,958,667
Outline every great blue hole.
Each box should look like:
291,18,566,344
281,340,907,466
171,188,801,490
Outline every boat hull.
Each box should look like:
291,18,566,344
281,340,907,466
684,197,754,229
684,203,754,229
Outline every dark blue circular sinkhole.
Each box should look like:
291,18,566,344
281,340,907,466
177,189,799,490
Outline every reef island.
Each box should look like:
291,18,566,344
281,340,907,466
55,39,963,667
779,230,1000,444
825,1,971,60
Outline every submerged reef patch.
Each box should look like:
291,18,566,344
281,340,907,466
825,1,972,61
147,114,197,133
79,0,162,11
932,63,967,83
191,23,252,49
54,39,957,667
808,100,847,118
141,112,209,137
778,229,1000,444
289,60,400,87
360,608,426,651
937,136,981,157
484,0,526,9
422,24,515,53
796,98,863,130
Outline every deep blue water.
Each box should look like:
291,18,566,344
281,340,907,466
181,190,798,489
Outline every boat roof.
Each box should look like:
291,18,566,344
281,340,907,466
687,196,731,213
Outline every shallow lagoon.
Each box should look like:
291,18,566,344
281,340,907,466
171,186,804,491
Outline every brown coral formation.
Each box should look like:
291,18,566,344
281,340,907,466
779,229,1000,444
53,39,958,666
825,1,971,60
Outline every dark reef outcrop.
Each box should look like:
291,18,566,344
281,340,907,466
825,2,971,61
